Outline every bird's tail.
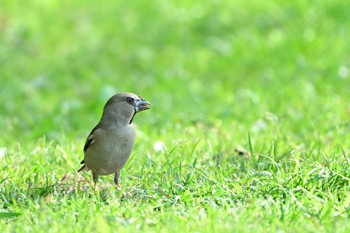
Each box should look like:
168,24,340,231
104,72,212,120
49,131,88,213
77,165,89,173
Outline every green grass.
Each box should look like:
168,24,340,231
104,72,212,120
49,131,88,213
1,0,350,232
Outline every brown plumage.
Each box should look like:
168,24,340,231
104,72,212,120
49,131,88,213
78,92,151,188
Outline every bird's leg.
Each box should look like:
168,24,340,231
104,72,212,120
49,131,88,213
114,171,122,190
93,173,99,191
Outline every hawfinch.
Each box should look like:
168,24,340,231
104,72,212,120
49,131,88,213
78,92,151,188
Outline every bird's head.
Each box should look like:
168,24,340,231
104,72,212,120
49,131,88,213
102,92,151,125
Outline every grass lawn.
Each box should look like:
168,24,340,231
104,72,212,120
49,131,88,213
1,0,350,232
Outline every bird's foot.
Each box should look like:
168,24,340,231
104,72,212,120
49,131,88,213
94,182,99,192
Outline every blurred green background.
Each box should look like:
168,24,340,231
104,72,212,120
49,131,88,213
1,0,349,148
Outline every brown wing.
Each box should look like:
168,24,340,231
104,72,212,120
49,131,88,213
83,133,94,153
80,124,100,165
84,124,100,152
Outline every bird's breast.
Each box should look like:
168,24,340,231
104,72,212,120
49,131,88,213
84,125,136,175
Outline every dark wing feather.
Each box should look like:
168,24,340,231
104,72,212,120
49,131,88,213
83,135,94,152
83,125,99,152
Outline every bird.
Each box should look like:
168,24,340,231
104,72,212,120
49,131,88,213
78,92,151,189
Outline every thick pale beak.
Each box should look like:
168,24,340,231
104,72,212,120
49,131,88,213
135,99,151,112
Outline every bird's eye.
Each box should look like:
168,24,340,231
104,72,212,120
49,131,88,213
126,97,134,104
